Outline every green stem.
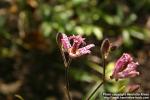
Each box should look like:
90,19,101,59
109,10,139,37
64,57,72,100
65,67,72,100
102,56,106,83
86,81,104,100
57,36,72,100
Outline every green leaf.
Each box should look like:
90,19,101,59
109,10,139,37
118,85,126,92
75,26,84,35
15,94,24,100
125,13,137,26
83,25,93,36
130,29,144,40
41,22,52,37
105,62,115,80
103,15,114,25
143,29,150,42
87,62,103,74
70,68,99,82
122,30,133,46
84,80,103,100
93,27,103,40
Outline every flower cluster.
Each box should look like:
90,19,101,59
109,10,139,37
110,53,139,81
61,33,95,58
57,34,141,94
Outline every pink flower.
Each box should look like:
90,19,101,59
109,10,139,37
126,84,140,92
61,33,95,58
110,53,139,81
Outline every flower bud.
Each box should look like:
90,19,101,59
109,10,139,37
100,38,110,59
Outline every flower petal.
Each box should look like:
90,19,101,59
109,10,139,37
127,84,140,92
117,70,139,79
68,44,95,58
111,53,133,79
78,44,95,55
61,33,71,50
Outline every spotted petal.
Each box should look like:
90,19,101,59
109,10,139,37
61,33,71,50
78,44,95,55
111,53,133,79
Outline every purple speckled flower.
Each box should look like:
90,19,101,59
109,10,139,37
110,53,139,81
61,33,95,58
127,84,140,92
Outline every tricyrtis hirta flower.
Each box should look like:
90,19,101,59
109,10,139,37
126,84,140,92
110,53,139,81
61,33,95,58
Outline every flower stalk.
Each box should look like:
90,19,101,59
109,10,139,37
101,39,110,83
57,33,95,100
102,55,106,83
65,63,72,100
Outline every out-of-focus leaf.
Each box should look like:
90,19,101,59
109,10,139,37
143,29,150,42
129,29,144,40
106,79,129,93
40,22,52,37
65,21,75,32
117,5,124,21
0,48,14,57
72,0,88,5
40,4,51,17
125,13,137,26
75,26,84,35
58,10,73,20
103,15,122,26
0,16,5,27
113,16,122,25
51,22,59,29
87,62,103,74
15,94,24,100
70,68,99,82
122,30,133,46
84,80,103,100
118,85,126,92
83,25,93,36
93,27,103,40
103,15,114,25
105,62,115,80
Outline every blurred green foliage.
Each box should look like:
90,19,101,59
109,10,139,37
0,0,150,100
